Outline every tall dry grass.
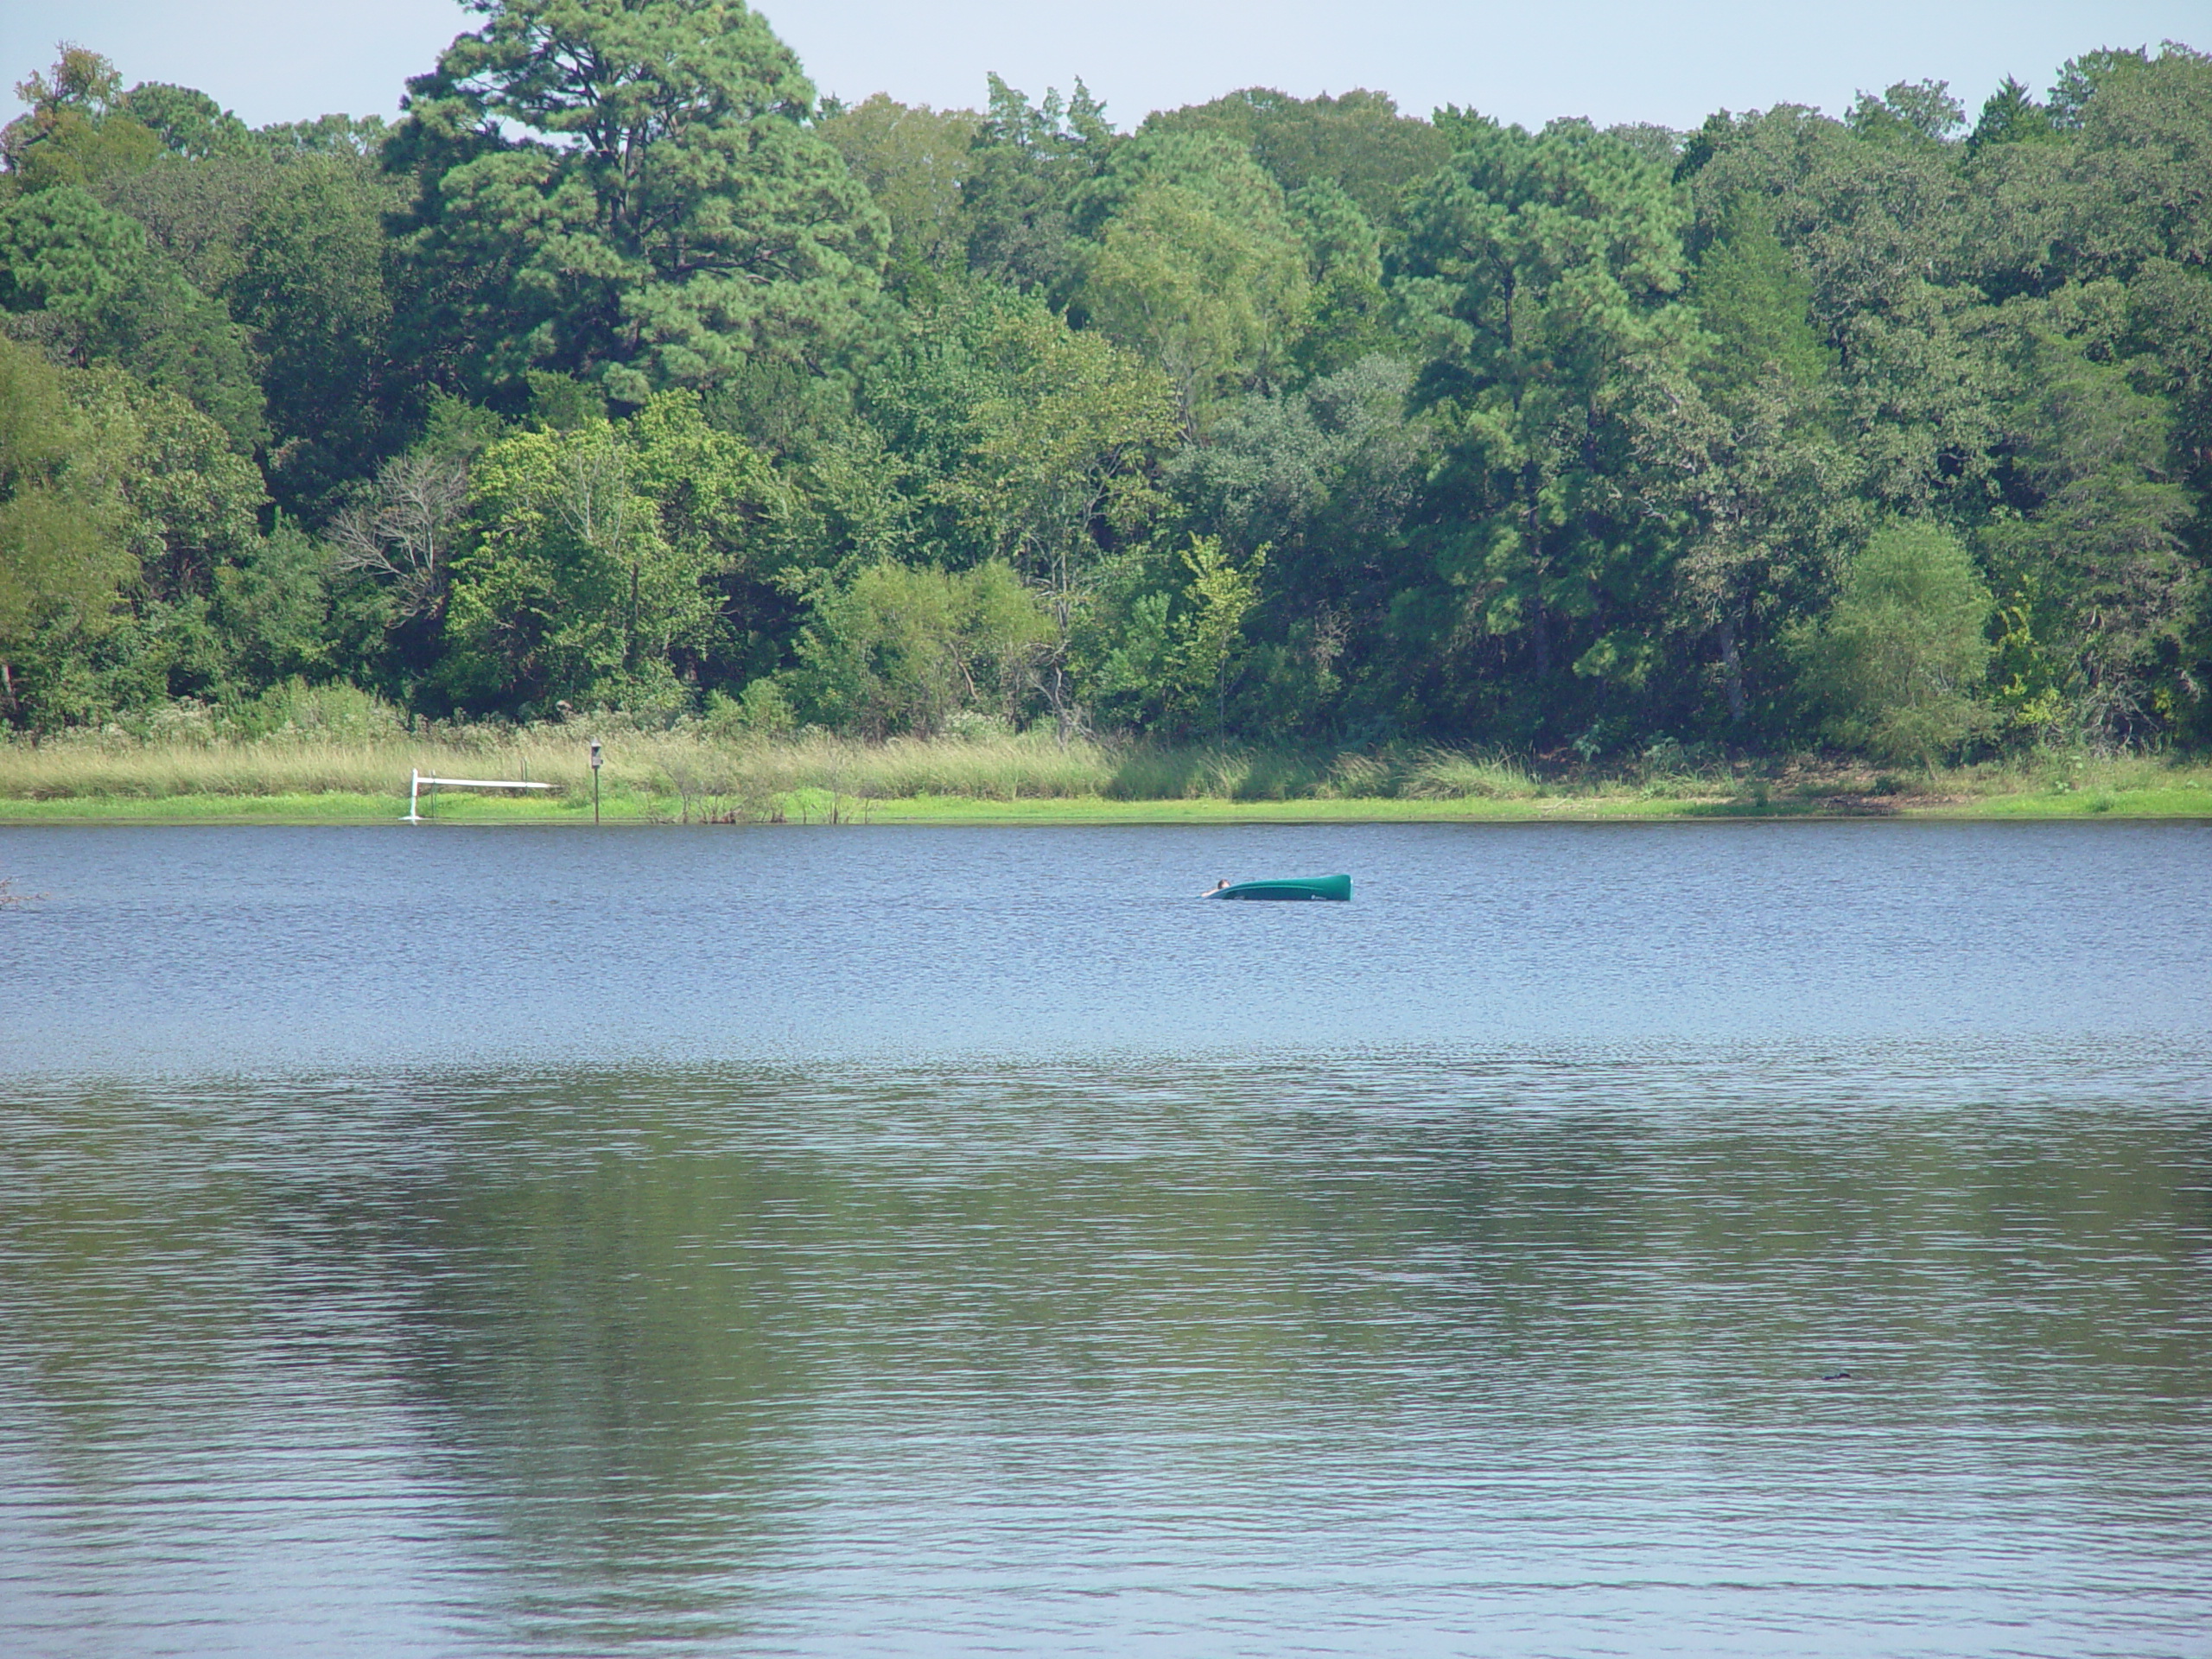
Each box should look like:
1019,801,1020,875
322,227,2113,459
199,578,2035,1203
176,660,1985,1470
0,726,1125,804
643,728,1117,807
0,737,482,800
0,721,1586,807
16,690,2195,810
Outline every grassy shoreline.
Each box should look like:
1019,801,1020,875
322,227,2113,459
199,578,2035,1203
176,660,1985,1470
3,730,2209,825
8,792,2209,824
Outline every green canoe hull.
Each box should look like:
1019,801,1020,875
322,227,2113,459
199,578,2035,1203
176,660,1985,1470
1211,874,1351,902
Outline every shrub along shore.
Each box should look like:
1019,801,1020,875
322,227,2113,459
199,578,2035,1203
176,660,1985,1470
3,728,2208,823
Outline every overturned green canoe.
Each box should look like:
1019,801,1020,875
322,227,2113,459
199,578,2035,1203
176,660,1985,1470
1208,874,1351,902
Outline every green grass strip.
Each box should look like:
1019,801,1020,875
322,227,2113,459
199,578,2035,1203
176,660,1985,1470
6,785,2211,825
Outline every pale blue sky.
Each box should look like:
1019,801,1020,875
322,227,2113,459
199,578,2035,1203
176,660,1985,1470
3,1,2201,132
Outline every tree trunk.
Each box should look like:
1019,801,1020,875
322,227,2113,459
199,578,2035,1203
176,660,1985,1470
1718,616,1747,724
1522,465,1550,681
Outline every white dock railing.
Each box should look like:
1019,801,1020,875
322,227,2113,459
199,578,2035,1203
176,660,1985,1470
404,768,554,822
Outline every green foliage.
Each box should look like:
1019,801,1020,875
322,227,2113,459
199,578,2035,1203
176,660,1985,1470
224,677,405,741
705,675,795,737
1688,99,1998,516
1604,124,1684,171
117,84,251,160
895,286,1179,588
0,337,136,715
1642,196,1858,736
3,27,2211,767
1171,534,1268,736
0,341,296,726
1793,520,1993,765
1079,534,1274,740
252,114,391,160
1071,130,1310,429
389,0,887,404
2124,257,2212,489
793,558,1049,736
818,95,979,271
861,285,1179,739
101,149,281,298
1980,323,2194,743
232,156,397,512
1404,749,1542,799
1391,118,1691,734
1285,180,1389,376
439,391,780,712
71,369,272,711
1688,198,1827,396
0,181,150,314
524,371,607,432
213,518,334,685
1167,355,1430,736
2048,48,2155,130
2066,44,2212,276
1967,77,2056,154
959,76,1116,294
86,369,266,601
0,185,264,446
1141,87,1451,231
1847,79,1967,146
1,47,161,192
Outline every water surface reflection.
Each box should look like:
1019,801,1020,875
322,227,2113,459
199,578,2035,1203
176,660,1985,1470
3,823,2209,1653
5,1054,2209,1655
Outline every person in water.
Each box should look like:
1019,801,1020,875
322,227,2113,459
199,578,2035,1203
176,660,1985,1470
1205,879,1230,896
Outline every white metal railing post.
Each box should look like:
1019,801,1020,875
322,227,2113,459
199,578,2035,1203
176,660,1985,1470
403,770,551,823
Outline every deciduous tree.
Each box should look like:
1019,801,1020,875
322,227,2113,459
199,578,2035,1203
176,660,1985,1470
0,337,133,718
0,47,160,192
818,94,979,271
439,391,779,711
1071,131,1309,431
1793,519,1993,765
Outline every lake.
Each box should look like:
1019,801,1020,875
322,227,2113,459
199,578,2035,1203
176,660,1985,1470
3,821,2209,1655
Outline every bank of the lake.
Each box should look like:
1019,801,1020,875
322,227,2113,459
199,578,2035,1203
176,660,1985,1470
6,781,2212,824
5,732,2211,824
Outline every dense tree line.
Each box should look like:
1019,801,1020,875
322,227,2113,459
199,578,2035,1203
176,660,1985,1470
2,4,2207,765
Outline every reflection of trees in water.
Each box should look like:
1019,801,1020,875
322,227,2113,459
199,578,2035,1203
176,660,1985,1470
7,1062,2211,1643
333,1084,812,1640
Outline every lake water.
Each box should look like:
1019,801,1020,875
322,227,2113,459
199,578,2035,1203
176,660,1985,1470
3,821,2209,1656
